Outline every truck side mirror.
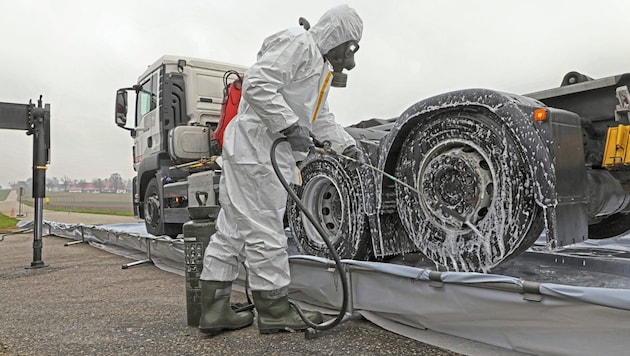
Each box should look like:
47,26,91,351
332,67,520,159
115,89,128,127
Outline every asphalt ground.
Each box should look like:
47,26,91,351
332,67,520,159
0,232,463,356
0,191,519,355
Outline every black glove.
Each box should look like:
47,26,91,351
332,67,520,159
280,123,313,152
342,145,366,170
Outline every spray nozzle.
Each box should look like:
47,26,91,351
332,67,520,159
310,136,336,155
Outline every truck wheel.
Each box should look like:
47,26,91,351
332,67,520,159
287,153,371,260
144,178,179,237
588,213,630,239
395,109,544,272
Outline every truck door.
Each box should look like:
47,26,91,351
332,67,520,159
134,71,160,171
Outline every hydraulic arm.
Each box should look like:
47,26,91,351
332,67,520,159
0,96,51,268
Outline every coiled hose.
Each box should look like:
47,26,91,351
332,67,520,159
270,137,350,332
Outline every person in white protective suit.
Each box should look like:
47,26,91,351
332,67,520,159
197,4,365,335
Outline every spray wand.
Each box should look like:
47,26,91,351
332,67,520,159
312,138,485,237
310,138,420,195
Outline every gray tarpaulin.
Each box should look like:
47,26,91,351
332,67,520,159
20,220,630,355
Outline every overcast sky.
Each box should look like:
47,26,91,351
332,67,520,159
1,0,628,188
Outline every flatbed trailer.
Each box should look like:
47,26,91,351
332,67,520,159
289,71,630,274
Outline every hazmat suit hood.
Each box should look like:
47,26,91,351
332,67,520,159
308,4,363,55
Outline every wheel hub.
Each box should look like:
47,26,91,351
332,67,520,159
300,175,342,247
419,146,493,229
145,195,160,225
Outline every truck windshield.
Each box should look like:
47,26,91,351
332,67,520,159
136,75,157,122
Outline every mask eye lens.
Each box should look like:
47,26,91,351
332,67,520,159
345,42,359,57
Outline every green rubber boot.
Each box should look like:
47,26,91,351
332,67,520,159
252,288,323,334
198,280,253,335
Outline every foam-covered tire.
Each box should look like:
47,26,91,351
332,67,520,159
287,153,371,260
395,109,544,272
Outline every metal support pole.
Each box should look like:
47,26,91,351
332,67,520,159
122,238,154,269
26,96,50,269
17,187,24,217
64,224,87,246
27,197,47,268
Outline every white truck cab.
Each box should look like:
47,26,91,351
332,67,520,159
115,55,247,236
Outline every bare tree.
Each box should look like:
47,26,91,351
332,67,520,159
93,178,104,193
62,176,72,192
78,179,87,193
110,173,123,193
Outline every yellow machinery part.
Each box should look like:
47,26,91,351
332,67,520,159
602,124,630,167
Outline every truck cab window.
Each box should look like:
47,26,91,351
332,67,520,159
136,75,157,120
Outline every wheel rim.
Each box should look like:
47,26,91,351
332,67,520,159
145,193,160,226
288,154,371,260
418,140,494,232
300,174,343,247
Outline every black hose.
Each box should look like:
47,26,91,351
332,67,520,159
270,137,349,331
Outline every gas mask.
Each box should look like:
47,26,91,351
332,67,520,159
324,40,360,87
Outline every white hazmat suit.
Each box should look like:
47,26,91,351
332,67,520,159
200,5,363,291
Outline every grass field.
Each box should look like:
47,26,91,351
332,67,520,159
0,189,10,201
0,212,19,229
22,191,134,216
